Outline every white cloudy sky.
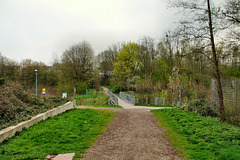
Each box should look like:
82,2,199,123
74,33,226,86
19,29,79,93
0,0,177,64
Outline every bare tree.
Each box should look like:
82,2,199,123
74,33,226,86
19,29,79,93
98,48,116,76
170,0,225,121
207,0,225,121
221,0,240,48
223,0,240,24
61,41,94,84
138,36,157,79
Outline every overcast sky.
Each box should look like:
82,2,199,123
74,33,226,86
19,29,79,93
0,0,177,65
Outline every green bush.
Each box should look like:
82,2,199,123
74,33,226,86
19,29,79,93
187,99,218,117
0,82,68,130
112,85,127,93
57,82,74,95
77,81,88,94
0,77,5,86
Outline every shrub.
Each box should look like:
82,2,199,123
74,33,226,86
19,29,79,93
0,77,4,86
77,81,88,94
186,99,218,117
57,82,74,95
0,82,67,130
112,85,127,93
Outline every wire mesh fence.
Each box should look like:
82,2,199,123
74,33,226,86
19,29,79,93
155,97,165,105
211,79,240,120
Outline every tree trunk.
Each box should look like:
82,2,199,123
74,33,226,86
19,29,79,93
207,0,225,122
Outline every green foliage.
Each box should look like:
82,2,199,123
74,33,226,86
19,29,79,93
0,77,4,86
57,81,74,95
186,99,218,117
18,59,58,88
136,104,173,107
74,89,121,108
0,109,115,160
152,109,240,160
0,82,67,130
152,59,170,84
220,64,240,78
112,85,127,94
160,90,168,99
113,42,141,85
75,89,98,99
77,81,88,94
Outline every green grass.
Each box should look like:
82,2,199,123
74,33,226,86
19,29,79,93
0,109,115,160
136,104,174,107
75,90,121,108
152,109,240,160
79,104,121,108
103,86,112,91
74,89,102,99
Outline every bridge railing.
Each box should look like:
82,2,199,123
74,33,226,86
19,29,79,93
109,91,118,105
120,92,135,105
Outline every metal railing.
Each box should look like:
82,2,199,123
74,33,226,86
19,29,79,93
120,92,135,105
109,91,118,105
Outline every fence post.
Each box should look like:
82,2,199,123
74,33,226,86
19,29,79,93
211,79,215,103
178,86,182,106
235,79,237,105
232,80,235,108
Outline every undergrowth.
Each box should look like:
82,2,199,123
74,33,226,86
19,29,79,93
75,89,121,108
0,82,68,130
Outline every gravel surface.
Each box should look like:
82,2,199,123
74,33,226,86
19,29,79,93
80,109,183,160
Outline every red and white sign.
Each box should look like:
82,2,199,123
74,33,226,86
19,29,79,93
41,91,46,96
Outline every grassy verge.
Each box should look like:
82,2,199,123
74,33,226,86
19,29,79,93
75,89,121,108
136,104,174,107
0,109,115,160
78,104,122,108
152,109,240,160
102,86,112,91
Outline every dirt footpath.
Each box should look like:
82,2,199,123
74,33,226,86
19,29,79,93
80,109,183,160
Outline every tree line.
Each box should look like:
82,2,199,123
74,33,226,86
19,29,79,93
0,0,239,121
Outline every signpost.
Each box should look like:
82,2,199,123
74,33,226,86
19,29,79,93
74,87,76,97
178,86,182,106
41,88,46,97
62,92,67,98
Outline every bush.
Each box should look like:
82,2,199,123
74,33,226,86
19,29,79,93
0,82,68,130
186,99,218,117
77,81,88,94
57,82,74,95
112,85,127,93
0,77,5,86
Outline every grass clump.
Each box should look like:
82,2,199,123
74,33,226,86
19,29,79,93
152,108,240,160
0,109,115,160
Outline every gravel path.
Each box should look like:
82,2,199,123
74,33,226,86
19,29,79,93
79,87,182,160
80,109,182,160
